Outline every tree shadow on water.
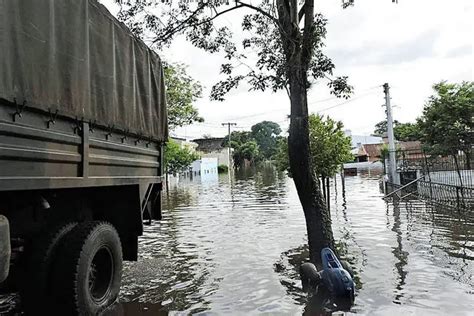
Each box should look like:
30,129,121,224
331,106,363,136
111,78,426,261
274,243,362,315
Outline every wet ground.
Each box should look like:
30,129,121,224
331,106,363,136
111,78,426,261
1,165,473,315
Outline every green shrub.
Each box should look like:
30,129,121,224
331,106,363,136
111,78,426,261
218,164,229,173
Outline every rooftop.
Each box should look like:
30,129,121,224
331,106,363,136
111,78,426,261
192,137,226,153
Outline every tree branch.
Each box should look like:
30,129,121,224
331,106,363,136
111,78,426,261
153,4,207,44
235,0,278,23
298,3,306,22
289,0,298,24
156,2,279,45
301,0,314,68
156,4,248,44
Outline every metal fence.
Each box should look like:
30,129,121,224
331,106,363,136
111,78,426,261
397,149,473,188
384,149,473,210
387,180,473,210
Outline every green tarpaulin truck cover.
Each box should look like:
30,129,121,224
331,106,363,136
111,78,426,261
0,0,168,141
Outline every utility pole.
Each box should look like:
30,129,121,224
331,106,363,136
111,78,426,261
221,122,237,169
383,83,400,185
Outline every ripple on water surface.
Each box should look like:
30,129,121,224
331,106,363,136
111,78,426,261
0,167,472,315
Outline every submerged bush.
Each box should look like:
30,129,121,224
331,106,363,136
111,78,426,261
218,164,229,173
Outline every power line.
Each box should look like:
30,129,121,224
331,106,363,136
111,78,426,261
179,84,382,135
222,85,382,122
311,90,379,113
307,84,380,106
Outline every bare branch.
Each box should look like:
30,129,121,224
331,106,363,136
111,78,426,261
301,0,314,68
155,2,279,45
153,4,207,44
235,0,278,23
298,3,305,22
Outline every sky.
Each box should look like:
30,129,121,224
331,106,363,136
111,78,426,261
101,0,473,140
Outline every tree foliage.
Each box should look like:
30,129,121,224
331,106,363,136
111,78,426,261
115,1,352,101
236,141,260,166
222,121,282,166
164,62,203,130
373,120,398,136
164,139,200,175
395,122,421,141
276,114,353,178
417,81,473,158
275,137,290,175
373,120,421,141
223,131,260,167
250,121,282,159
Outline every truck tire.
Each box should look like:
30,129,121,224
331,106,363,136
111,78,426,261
21,222,77,314
51,221,122,315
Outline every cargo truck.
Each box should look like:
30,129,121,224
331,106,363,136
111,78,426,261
0,0,168,314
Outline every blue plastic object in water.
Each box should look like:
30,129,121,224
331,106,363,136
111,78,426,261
320,247,355,302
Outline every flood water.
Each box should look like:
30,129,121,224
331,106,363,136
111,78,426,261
1,165,473,315
112,165,473,315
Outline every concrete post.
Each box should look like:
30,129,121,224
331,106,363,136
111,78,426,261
383,83,400,185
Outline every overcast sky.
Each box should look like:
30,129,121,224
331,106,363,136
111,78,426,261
102,0,473,140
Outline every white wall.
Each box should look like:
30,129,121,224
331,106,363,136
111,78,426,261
200,149,231,167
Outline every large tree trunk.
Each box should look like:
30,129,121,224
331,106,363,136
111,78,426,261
287,70,335,266
276,0,335,266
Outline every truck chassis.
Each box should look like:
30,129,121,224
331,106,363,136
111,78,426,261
0,99,164,314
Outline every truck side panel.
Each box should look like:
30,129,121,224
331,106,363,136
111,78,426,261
0,100,163,192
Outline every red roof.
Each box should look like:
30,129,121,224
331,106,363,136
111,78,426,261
362,143,383,158
399,141,422,152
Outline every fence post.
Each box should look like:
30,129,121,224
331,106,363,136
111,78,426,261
460,186,465,209
423,154,433,199
456,187,460,209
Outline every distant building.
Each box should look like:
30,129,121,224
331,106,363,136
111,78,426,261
192,137,232,167
356,143,384,162
345,130,382,149
344,130,384,162
399,141,422,153
170,136,198,151
189,157,218,181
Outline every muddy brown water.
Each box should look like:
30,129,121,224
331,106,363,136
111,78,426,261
1,165,473,315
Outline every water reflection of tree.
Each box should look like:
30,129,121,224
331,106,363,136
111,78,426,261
254,164,287,200
162,184,195,211
234,165,258,180
418,202,472,285
234,164,287,202
390,198,408,304
403,198,472,286
339,187,368,270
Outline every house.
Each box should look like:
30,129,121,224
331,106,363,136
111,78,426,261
345,130,381,146
344,130,383,162
189,157,218,181
192,137,232,167
399,141,422,154
356,143,384,162
170,136,198,151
